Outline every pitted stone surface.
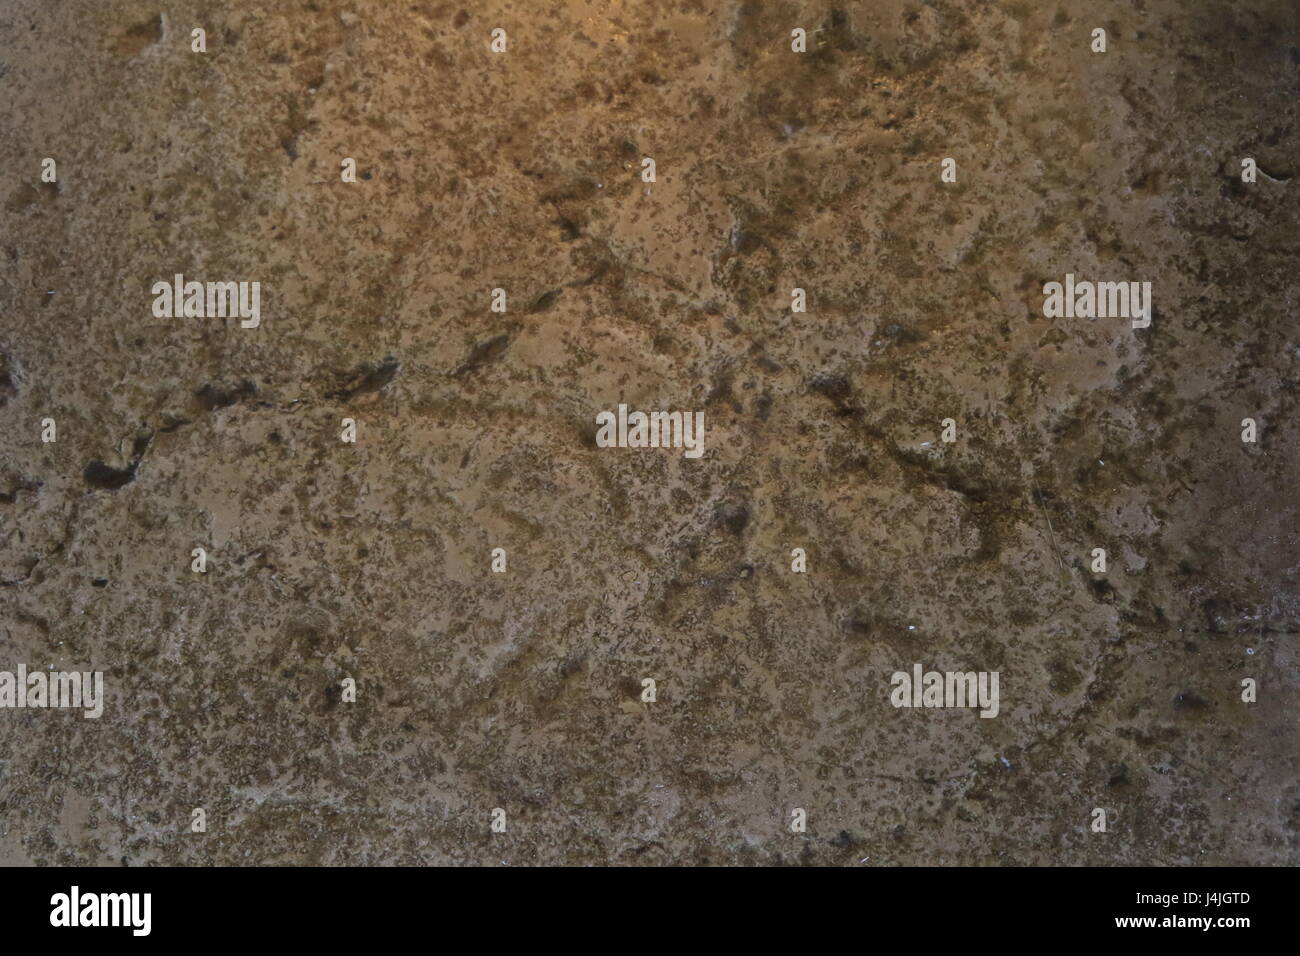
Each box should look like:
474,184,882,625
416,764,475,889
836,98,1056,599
0,0,1297,865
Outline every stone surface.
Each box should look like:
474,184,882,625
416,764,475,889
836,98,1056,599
1,0,1297,865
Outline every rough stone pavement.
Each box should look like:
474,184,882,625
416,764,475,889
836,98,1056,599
1,0,1297,865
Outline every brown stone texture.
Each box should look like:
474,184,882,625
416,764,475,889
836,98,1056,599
1,0,1298,865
